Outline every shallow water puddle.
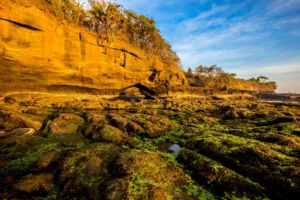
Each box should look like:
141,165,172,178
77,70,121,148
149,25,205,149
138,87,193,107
169,144,181,155
155,142,181,155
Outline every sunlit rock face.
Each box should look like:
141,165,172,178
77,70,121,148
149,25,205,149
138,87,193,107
0,1,187,93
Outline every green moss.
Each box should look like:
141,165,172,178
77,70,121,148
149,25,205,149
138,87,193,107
0,142,58,178
133,137,156,150
178,149,266,199
182,174,216,200
128,173,156,199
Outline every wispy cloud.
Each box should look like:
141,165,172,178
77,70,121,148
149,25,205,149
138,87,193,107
277,17,300,25
267,0,300,15
195,4,229,19
177,44,271,68
228,62,300,76
174,13,267,52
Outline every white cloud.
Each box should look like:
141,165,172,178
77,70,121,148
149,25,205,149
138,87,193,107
195,4,229,19
174,15,267,53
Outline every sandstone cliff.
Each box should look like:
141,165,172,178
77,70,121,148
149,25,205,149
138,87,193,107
0,1,186,94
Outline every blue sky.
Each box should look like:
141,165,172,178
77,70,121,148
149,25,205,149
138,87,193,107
81,0,300,92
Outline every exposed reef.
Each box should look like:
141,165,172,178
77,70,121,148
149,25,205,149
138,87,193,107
0,93,300,199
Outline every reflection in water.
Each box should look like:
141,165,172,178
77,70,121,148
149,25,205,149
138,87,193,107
169,144,181,155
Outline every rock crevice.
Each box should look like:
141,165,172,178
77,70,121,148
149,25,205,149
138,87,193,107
0,18,43,31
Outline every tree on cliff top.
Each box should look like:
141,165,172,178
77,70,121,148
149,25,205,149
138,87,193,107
185,68,193,78
28,0,180,67
84,0,180,65
185,65,277,93
88,0,123,35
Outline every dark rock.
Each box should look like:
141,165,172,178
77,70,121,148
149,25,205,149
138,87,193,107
36,149,63,170
14,173,53,194
4,96,16,104
177,149,266,199
59,143,120,199
106,150,203,200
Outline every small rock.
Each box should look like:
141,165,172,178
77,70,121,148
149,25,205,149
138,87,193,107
23,107,46,116
36,150,62,170
125,121,144,134
4,113,42,131
163,101,173,109
14,174,53,194
86,112,107,123
108,114,128,130
85,124,126,144
12,128,35,136
48,113,84,134
0,128,35,138
2,176,14,185
4,96,16,104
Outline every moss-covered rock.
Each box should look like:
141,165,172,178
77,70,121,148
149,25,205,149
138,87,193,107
177,149,266,199
47,113,84,134
13,173,54,195
106,149,213,200
84,124,127,144
1,94,300,199
185,131,300,199
59,143,121,199
121,113,178,137
36,149,63,170
86,112,107,124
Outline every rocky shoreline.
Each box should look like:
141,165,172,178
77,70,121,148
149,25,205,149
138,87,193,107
0,92,300,199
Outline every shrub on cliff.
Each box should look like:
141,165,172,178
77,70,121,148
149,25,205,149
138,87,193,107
21,0,180,66
185,65,277,93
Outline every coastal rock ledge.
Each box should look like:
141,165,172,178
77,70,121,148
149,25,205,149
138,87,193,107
0,1,186,94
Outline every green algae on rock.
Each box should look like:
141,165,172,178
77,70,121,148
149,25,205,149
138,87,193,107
1,93,300,199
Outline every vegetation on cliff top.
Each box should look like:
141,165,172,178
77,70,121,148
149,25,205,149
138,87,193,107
17,0,180,65
185,65,277,93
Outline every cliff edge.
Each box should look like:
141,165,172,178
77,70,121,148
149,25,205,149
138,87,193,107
0,1,186,94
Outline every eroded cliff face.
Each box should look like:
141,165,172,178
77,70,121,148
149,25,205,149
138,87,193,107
0,2,186,93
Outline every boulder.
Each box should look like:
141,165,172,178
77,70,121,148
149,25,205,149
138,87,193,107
106,150,208,200
177,149,266,199
59,143,120,199
84,124,126,144
48,113,84,134
36,149,63,170
4,113,42,131
14,174,53,194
